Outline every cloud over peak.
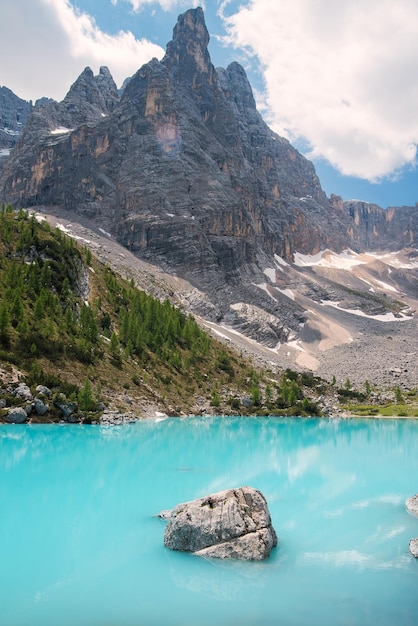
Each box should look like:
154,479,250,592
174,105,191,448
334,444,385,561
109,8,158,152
221,0,418,180
0,0,164,102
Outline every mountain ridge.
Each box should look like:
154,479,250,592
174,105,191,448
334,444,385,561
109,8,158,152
1,7,418,392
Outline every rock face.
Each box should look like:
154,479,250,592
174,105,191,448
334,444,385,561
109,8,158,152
338,197,418,251
0,86,31,171
0,9,348,274
163,486,277,560
2,7,418,358
0,7,350,349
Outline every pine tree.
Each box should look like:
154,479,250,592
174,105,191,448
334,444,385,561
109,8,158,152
78,379,95,411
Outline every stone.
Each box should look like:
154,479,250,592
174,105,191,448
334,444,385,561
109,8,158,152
162,486,277,561
409,538,418,558
35,385,52,397
54,400,78,420
65,413,80,424
13,383,32,402
5,407,28,423
406,495,418,517
34,398,49,416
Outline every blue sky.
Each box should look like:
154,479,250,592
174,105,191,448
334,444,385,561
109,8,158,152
1,0,417,209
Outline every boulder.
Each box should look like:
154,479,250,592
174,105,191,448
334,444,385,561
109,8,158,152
162,486,277,561
13,383,32,402
410,538,418,558
35,385,52,398
54,400,78,420
5,407,28,423
34,398,49,416
406,495,418,517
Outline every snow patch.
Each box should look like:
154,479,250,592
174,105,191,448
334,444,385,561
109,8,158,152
274,254,289,272
361,250,418,270
50,126,73,135
287,340,305,352
202,319,281,356
278,288,295,301
99,228,112,238
56,223,70,234
255,283,276,300
56,223,91,245
263,267,276,283
321,300,410,322
294,249,364,270
3,127,19,136
0,148,10,157
373,279,398,293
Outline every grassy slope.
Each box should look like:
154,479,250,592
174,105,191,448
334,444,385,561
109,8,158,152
0,207,267,416
1,207,415,420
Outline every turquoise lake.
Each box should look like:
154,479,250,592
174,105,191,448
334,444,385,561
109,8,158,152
1,416,418,625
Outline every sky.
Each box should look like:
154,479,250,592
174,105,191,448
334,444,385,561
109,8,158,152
1,0,417,208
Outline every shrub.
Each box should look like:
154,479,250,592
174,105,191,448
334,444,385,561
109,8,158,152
210,390,221,407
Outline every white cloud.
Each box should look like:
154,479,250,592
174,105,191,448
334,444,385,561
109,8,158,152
0,0,164,102
220,0,418,180
119,0,202,12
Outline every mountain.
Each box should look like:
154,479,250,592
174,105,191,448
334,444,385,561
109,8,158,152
1,7,418,393
0,86,31,171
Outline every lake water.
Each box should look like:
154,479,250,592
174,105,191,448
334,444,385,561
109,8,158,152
1,416,418,626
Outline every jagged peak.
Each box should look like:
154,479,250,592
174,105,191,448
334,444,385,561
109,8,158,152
99,66,113,79
62,66,119,114
162,7,214,81
64,67,97,101
217,62,257,113
172,6,208,47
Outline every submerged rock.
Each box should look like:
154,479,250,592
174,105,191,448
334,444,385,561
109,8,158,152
162,486,277,561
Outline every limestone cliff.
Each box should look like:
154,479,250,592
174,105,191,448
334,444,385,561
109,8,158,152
0,8,348,276
1,8,418,356
0,86,31,172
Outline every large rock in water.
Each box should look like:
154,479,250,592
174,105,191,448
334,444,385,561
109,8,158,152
409,538,418,558
406,495,418,517
163,486,277,560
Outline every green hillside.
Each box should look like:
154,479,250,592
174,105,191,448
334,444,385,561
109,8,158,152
0,205,324,422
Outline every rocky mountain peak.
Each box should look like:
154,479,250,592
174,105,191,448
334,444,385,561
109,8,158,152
163,7,215,85
63,66,119,119
219,62,257,114
172,6,209,48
